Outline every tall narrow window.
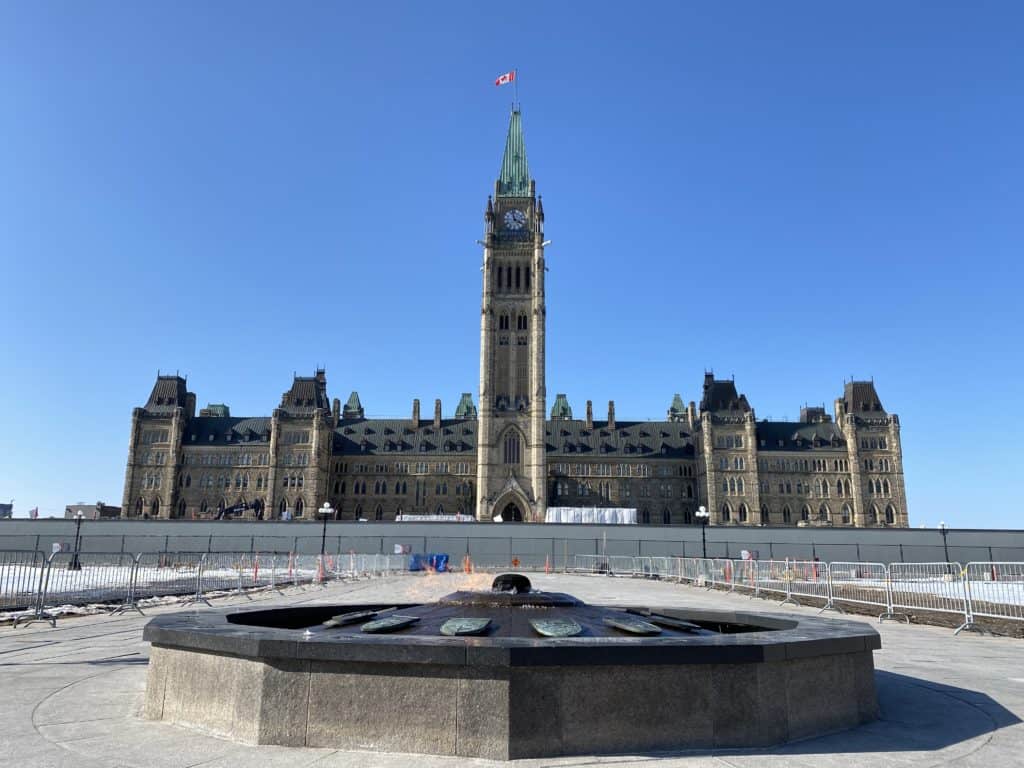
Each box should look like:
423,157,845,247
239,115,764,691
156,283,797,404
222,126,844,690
515,265,521,290
525,266,530,290
504,431,521,465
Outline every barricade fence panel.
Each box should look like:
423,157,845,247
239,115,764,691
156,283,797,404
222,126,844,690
133,552,205,600
731,559,759,596
828,562,891,611
888,562,968,617
0,550,46,611
755,560,794,597
40,552,137,608
964,562,1024,622
787,560,831,604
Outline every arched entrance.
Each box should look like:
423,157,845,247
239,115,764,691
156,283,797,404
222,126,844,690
501,502,523,522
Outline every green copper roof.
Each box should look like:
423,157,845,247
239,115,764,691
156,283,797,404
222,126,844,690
668,394,685,416
454,392,478,419
497,110,531,197
550,394,573,420
342,391,364,419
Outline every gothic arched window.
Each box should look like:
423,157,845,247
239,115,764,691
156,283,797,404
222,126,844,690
504,431,521,465
720,503,731,522
885,504,896,525
738,503,748,523
782,505,792,524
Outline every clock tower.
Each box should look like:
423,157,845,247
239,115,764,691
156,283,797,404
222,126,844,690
476,109,547,522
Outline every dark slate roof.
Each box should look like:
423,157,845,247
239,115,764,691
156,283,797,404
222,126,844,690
335,419,477,456
546,420,695,459
755,421,847,451
279,372,330,415
145,376,189,414
844,381,886,414
700,376,750,414
333,418,696,459
185,417,272,446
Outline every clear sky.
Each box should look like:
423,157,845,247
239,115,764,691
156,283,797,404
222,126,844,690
1,2,1021,527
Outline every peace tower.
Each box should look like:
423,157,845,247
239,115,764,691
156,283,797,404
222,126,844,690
475,109,548,522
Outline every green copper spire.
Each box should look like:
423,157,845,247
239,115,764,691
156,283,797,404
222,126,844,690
497,109,531,197
550,394,573,420
342,391,364,420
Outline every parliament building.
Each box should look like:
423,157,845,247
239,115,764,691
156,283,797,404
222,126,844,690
121,110,909,528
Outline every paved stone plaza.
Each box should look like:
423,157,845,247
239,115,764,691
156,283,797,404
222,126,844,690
2,573,1022,767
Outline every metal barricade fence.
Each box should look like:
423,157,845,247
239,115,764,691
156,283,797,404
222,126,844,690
828,562,893,618
0,550,46,612
133,552,205,602
755,560,796,604
888,562,968,628
787,560,834,610
964,562,1024,626
647,556,673,579
37,552,137,609
708,558,735,589
731,559,759,597
200,553,248,594
607,555,637,576
573,555,601,573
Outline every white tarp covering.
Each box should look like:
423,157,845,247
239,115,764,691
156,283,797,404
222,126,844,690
544,507,637,525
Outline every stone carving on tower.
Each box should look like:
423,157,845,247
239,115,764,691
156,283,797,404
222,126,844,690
476,109,547,522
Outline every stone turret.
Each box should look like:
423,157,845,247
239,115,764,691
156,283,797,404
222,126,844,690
585,400,593,430
607,400,615,429
412,399,420,429
434,399,442,429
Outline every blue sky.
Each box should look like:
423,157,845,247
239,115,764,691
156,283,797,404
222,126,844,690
1,2,1021,527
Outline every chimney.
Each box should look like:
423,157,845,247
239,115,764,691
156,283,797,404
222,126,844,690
412,399,420,429
607,400,616,429
585,400,593,430
332,398,341,423
434,399,442,429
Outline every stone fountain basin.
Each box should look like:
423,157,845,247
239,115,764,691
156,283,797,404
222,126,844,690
142,603,880,759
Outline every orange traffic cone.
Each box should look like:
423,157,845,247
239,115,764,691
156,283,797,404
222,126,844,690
545,555,552,574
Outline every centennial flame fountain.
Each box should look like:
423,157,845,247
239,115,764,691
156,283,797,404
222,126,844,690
143,574,879,759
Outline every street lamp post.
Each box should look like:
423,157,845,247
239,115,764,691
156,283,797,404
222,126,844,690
938,521,950,568
68,511,85,571
695,505,709,559
319,502,335,557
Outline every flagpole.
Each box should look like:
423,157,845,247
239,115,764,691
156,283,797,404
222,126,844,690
514,68,518,109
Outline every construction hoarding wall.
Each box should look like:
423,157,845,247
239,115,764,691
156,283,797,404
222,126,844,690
1,519,1022,565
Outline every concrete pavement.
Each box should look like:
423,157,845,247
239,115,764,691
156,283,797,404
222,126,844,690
1,572,1022,767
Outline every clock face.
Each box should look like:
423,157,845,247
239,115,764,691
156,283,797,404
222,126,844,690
503,209,526,230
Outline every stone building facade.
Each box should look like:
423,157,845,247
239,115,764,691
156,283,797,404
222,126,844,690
121,110,909,528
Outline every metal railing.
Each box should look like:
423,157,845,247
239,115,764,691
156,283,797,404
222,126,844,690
2,549,406,627
963,562,1024,629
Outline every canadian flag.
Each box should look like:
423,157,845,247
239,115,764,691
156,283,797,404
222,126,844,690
495,70,516,87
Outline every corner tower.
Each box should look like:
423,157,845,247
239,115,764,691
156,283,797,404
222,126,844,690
476,109,547,522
